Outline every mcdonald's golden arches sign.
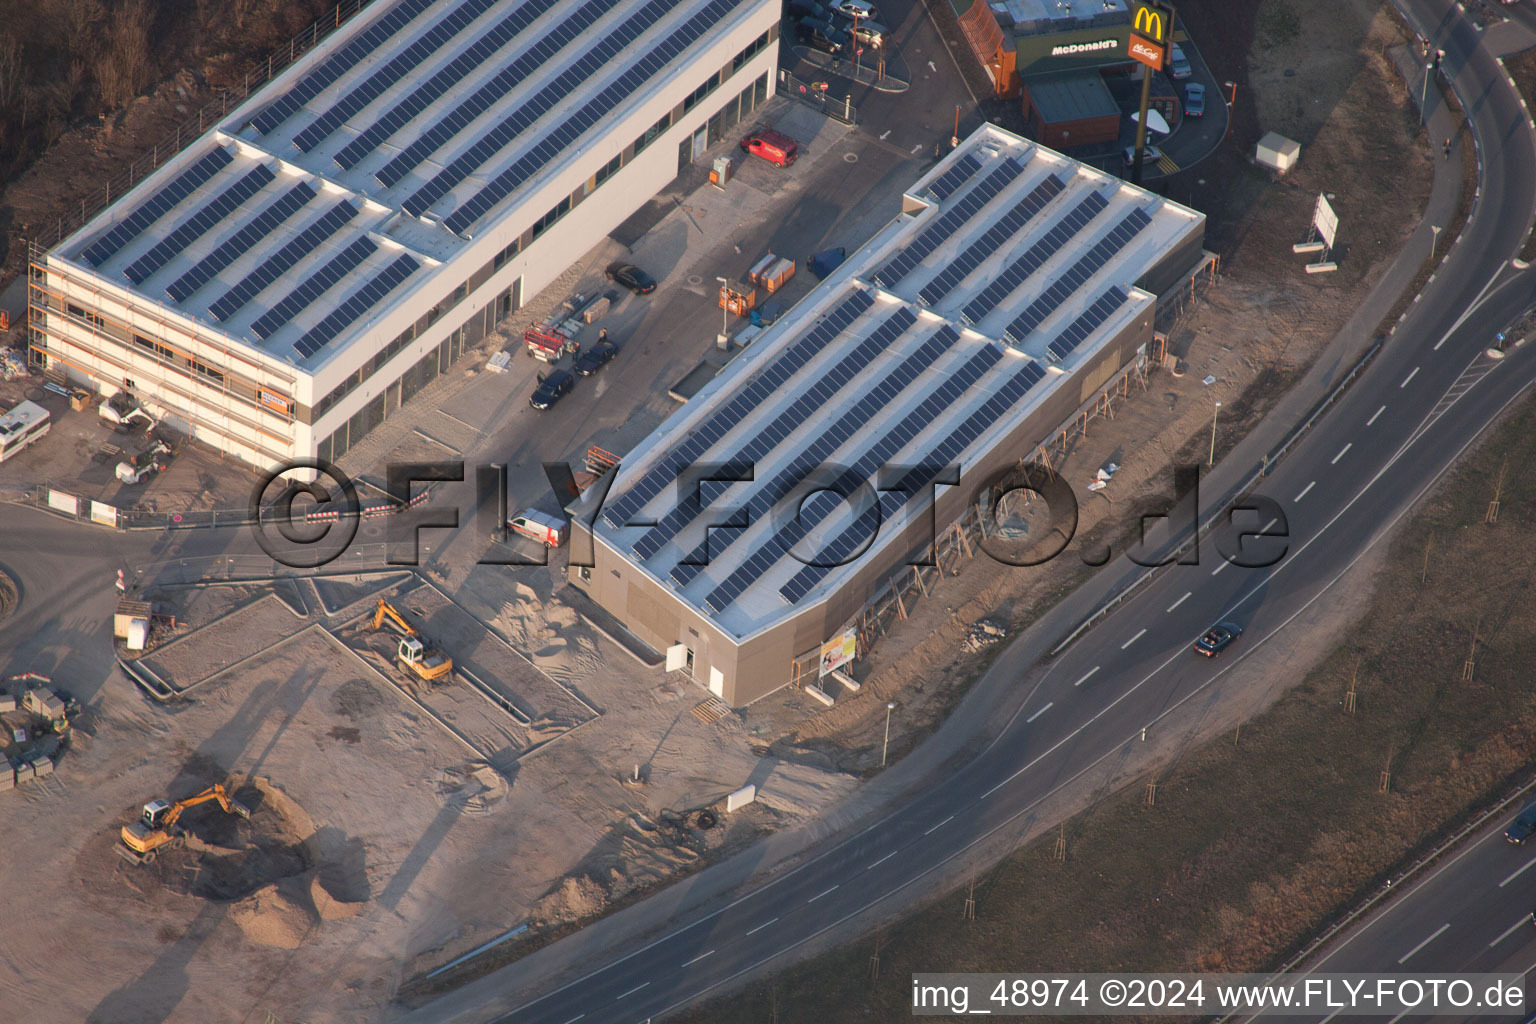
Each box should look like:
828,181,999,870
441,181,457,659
1128,1,1174,70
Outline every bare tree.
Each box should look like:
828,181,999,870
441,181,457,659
98,0,152,109
49,0,105,54
233,0,261,31
0,34,22,113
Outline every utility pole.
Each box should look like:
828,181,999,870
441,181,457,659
1130,4,1175,185
1130,62,1155,186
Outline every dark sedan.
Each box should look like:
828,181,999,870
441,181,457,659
574,341,618,376
605,262,656,295
1193,622,1242,657
529,370,575,410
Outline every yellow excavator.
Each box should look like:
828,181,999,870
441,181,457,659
118,782,251,865
370,598,454,684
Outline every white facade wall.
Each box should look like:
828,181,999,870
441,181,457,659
33,0,780,470
304,8,780,464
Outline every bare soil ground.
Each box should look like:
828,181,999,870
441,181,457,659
0,558,858,1023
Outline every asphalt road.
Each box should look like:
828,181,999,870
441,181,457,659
1243,807,1536,1024
5,0,1532,1020
379,0,1536,1020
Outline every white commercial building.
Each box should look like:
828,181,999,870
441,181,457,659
28,0,780,468
571,124,1206,705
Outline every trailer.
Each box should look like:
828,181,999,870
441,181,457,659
523,325,579,362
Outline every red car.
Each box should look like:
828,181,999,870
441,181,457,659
740,129,799,168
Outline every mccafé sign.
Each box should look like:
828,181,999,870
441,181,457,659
1127,0,1174,70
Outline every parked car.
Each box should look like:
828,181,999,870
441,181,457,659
831,0,877,18
1183,82,1206,118
796,17,849,55
785,0,830,17
529,369,575,410
1169,43,1192,79
574,340,619,376
1122,144,1165,167
1193,621,1242,657
1507,802,1536,844
740,128,800,167
831,12,887,47
604,262,656,295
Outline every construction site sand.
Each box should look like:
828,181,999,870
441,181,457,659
135,592,307,690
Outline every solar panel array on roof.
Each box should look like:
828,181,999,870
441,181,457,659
1046,287,1129,362
166,183,316,303
635,307,918,563
917,173,1065,306
124,165,276,285
373,0,622,187
330,0,568,168
250,0,440,136
779,359,1048,604
926,152,981,201
602,290,874,529
441,0,751,235
251,236,379,340
870,158,1026,288
706,344,1003,614
207,200,357,322
294,253,421,358
81,148,233,267
1003,206,1152,345
672,323,964,592
292,0,504,153
960,189,1108,324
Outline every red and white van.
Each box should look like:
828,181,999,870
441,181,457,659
507,509,567,547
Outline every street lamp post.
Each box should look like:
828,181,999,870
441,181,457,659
1430,224,1442,261
882,701,895,766
1223,81,1236,143
714,275,729,344
1209,401,1222,466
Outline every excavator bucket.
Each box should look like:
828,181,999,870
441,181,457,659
229,797,253,820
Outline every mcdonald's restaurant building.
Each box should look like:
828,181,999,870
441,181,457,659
949,0,1152,150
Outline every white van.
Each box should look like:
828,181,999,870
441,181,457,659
507,509,567,547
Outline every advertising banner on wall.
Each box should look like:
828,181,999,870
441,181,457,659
819,630,857,677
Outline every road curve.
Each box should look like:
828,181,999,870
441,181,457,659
400,0,1536,1020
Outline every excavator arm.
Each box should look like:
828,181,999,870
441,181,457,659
371,598,418,636
161,783,250,829
118,782,251,865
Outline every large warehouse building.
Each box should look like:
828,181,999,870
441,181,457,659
27,0,779,468
570,124,1205,706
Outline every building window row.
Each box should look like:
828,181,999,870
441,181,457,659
50,298,290,419
732,28,773,74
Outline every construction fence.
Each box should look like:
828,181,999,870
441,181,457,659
27,481,431,532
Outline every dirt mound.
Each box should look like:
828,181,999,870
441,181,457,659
231,881,316,948
86,774,323,904
0,570,17,624
308,870,365,921
530,874,607,928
